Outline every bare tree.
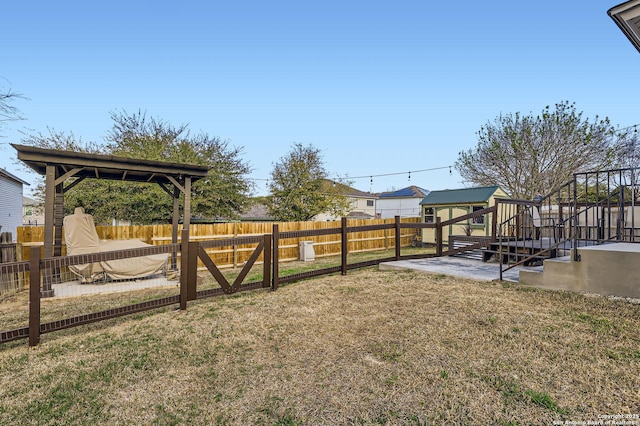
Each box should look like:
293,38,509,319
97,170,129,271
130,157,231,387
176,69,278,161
455,101,624,199
0,80,25,135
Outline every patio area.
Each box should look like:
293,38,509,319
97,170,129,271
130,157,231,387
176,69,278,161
379,256,543,282
51,274,179,298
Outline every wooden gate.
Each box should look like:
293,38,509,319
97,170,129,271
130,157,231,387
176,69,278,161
186,235,272,300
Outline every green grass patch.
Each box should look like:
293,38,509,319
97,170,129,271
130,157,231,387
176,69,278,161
574,312,618,333
524,389,569,415
484,375,570,415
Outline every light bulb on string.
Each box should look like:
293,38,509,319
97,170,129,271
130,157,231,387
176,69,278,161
252,164,453,191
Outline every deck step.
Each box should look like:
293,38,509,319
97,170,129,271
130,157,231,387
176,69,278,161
451,241,484,260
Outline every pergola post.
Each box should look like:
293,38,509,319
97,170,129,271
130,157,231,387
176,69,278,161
41,165,56,297
183,177,191,231
171,186,180,270
43,165,55,259
54,180,64,257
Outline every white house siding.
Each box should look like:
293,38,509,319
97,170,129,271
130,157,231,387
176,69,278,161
376,198,423,219
0,173,24,241
314,196,377,221
352,197,377,217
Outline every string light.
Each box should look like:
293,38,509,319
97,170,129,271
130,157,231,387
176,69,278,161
618,123,640,133
248,164,454,187
342,165,452,181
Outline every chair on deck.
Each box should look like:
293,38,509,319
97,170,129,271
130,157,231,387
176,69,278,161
526,202,561,242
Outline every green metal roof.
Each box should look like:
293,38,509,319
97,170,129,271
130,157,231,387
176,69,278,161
420,186,503,206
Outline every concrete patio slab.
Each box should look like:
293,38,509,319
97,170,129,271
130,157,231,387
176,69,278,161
379,256,543,282
51,275,179,298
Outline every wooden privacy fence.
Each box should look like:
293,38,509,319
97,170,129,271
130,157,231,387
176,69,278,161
15,218,421,270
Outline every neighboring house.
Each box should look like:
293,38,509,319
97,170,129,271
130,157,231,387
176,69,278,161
23,196,45,226
0,169,30,240
313,180,378,221
419,185,509,244
376,186,430,219
238,202,275,222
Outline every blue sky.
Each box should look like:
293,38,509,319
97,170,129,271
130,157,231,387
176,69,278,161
1,0,638,196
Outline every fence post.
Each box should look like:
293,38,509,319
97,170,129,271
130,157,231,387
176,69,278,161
29,246,41,347
233,222,238,268
436,217,443,257
384,226,389,249
262,234,271,288
180,229,190,310
187,240,198,301
491,204,498,242
341,217,348,275
558,202,564,241
395,216,401,260
272,224,279,290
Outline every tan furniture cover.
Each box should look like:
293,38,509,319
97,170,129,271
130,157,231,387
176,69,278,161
64,207,168,282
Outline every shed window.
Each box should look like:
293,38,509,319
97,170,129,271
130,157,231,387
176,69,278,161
472,206,485,224
424,207,434,223
366,200,374,207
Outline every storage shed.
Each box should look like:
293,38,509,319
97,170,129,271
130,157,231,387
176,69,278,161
419,186,509,244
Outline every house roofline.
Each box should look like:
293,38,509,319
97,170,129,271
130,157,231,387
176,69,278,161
608,0,640,54
0,168,30,186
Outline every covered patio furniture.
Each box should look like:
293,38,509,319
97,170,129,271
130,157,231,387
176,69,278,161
64,207,169,282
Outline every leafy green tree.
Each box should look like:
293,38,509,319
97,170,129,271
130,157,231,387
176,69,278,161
267,143,349,221
19,129,109,219
21,111,253,224
455,101,626,199
105,110,253,223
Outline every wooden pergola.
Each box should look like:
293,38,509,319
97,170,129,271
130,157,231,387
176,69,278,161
12,144,210,260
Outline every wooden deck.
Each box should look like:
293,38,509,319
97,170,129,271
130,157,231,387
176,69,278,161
483,238,561,264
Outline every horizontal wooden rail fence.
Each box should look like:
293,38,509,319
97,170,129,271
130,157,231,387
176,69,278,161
14,218,420,276
4,215,498,347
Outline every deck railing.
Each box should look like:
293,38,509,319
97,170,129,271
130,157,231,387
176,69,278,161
495,166,640,276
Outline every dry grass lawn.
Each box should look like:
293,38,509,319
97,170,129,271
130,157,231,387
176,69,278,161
0,267,638,425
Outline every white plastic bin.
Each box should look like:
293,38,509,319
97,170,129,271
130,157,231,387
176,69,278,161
299,241,315,261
